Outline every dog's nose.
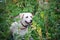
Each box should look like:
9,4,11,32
30,20,32,23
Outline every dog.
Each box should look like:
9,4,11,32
10,13,33,40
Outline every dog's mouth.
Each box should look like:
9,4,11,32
25,21,32,25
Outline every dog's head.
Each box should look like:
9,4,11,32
19,13,33,25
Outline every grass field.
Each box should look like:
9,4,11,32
0,0,60,40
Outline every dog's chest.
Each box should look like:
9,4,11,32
19,28,28,36
14,22,28,36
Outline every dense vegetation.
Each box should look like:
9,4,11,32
0,0,60,40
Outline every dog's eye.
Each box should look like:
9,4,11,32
30,16,32,18
26,16,28,18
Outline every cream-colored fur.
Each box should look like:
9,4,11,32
10,13,33,40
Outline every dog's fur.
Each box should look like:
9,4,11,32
10,13,33,40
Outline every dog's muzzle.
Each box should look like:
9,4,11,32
25,20,32,25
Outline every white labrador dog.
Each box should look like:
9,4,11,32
10,13,33,40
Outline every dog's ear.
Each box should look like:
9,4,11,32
32,13,34,17
19,13,24,19
15,13,24,19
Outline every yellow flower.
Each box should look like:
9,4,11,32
31,21,37,30
37,27,42,36
40,12,44,18
31,25,36,30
